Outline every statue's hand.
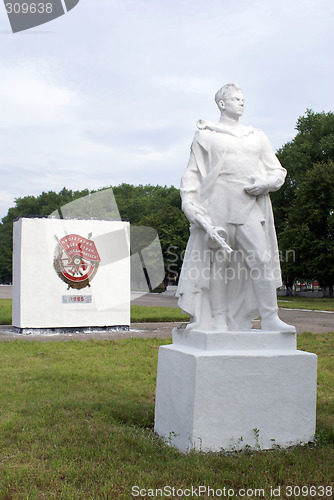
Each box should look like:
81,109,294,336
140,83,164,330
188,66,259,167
207,226,222,243
244,176,269,196
205,226,233,256
183,202,206,223
206,226,227,247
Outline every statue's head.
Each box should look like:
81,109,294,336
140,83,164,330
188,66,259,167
215,83,244,117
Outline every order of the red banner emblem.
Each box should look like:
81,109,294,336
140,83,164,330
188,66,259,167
53,233,101,290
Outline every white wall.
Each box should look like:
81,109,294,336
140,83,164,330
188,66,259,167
13,218,130,329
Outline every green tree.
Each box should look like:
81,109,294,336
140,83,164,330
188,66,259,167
272,109,334,233
0,244,12,283
0,184,186,284
270,109,334,294
112,183,182,224
0,188,89,281
279,161,334,296
112,184,187,283
140,206,189,281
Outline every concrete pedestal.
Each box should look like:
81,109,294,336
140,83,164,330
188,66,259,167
154,327,317,452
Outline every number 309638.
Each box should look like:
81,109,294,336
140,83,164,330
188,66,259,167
5,3,53,14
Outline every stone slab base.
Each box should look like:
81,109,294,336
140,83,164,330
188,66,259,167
172,328,297,351
154,328,317,452
12,325,129,335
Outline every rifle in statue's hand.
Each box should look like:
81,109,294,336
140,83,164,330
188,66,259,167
195,213,233,256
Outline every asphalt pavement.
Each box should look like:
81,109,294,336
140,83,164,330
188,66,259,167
132,292,334,334
0,285,12,299
0,287,333,341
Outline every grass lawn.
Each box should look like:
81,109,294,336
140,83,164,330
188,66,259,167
0,299,11,325
0,333,333,499
277,296,334,312
1,297,333,325
130,305,189,322
0,302,189,326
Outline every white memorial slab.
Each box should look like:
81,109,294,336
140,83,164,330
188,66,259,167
13,217,130,332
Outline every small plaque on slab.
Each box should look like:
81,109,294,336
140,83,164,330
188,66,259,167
62,295,92,304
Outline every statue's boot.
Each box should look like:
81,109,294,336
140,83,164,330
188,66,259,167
254,279,296,333
185,316,199,331
212,311,228,332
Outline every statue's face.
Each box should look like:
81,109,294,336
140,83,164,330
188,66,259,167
221,90,245,118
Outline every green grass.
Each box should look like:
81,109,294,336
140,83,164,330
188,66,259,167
0,300,189,325
0,299,12,325
0,333,333,499
277,296,334,311
131,305,189,322
1,297,333,325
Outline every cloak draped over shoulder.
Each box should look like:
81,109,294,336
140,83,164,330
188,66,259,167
176,119,286,330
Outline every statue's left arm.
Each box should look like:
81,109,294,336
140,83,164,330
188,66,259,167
245,131,286,196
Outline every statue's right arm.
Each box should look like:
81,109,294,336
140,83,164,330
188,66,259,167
180,144,206,224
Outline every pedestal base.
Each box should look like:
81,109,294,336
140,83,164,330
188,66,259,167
154,328,317,453
12,325,129,335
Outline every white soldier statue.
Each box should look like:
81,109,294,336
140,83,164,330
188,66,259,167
176,83,295,333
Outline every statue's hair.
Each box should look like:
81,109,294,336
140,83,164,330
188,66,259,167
215,83,242,107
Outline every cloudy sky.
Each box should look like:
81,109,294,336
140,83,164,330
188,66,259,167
0,0,333,219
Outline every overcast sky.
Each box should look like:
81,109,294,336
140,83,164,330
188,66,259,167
0,0,333,219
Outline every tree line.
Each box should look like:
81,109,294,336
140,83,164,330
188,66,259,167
0,109,333,295
273,109,334,297
0,184,190,285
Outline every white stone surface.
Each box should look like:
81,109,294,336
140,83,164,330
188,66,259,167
154,328,317,452
155,84,317,453
176,83,295,333
13,218,130,329
172,327,297,351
